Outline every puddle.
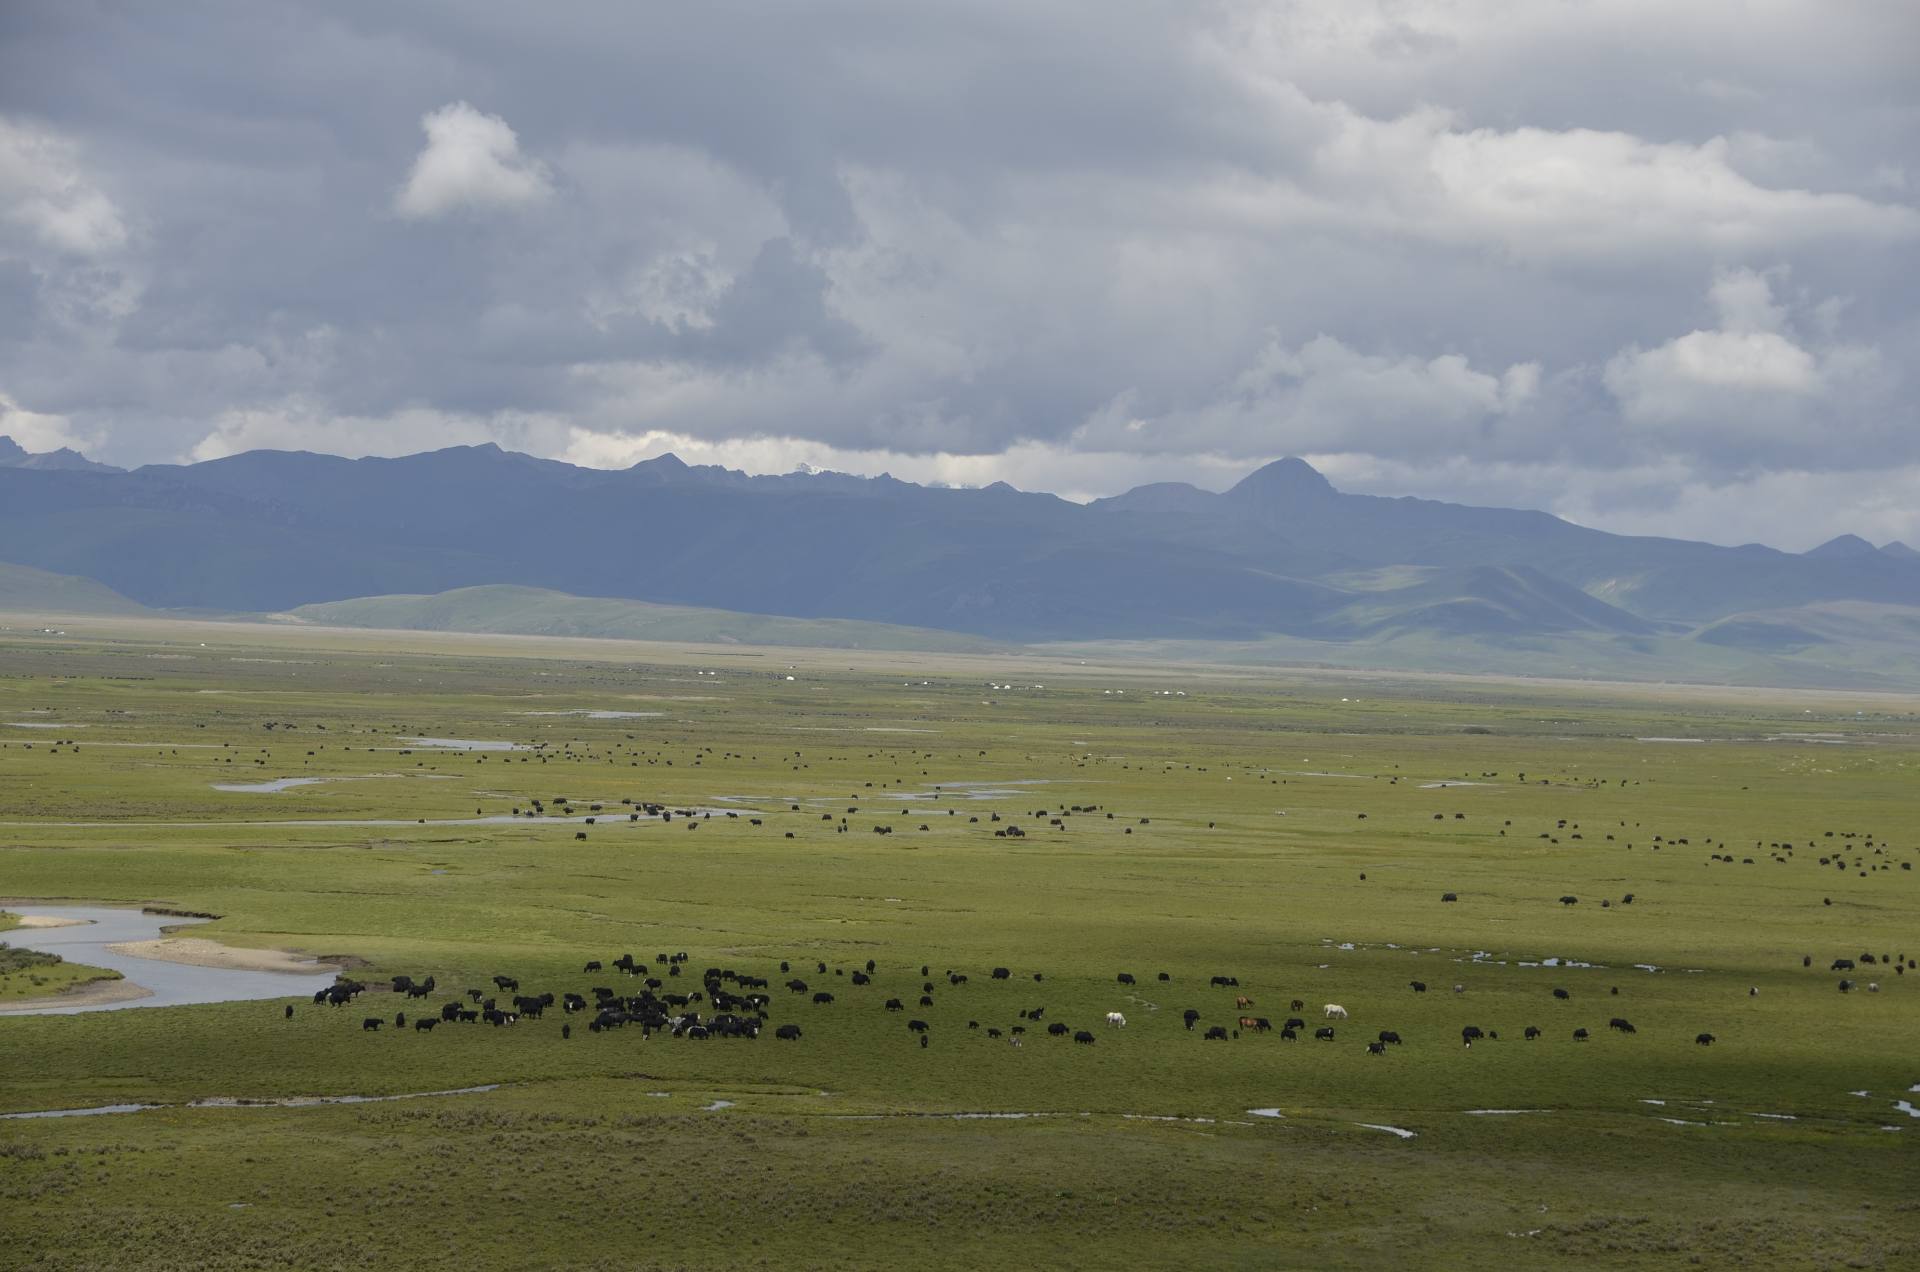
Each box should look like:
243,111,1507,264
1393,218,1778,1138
3,807,748,832
701,1100,736,1112
1354,1123,1416,1139
1247,1108,1285,1119
0,907,337,1015
1636,737,1707,744
1465,1109,1546,1116
1894,1101,1920,1119
0,1103,160,1120
8,722,82,729
523,711,664,720
211,778,326,794
1,1085,502,1120
1121,1114,1215,1124
394,738,525,751
188,1085,501,1109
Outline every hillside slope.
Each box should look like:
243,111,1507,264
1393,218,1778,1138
0,563,149,616
286,586,1007,652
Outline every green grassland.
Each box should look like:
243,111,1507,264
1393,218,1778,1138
0,614,1916,1269
0,944,122,1002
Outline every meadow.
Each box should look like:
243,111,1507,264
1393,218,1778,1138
0,615,1915,1270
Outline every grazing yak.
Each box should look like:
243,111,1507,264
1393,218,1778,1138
1323,1003,1348,1019
1105,1012,1127,1028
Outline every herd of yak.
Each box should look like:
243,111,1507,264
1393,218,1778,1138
289,939,1906,1055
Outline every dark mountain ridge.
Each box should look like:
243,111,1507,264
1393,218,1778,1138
0,435,123,474
0,440,1915,644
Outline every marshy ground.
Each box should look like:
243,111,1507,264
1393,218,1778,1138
0,616,1915,1269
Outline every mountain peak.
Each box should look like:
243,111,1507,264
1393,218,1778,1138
1881,540,1920,561
1227,457,1336,501
0,434,122,473
632,451,689,473
1805,533,1879,560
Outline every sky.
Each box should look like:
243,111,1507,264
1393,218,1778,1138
1,1,1916,550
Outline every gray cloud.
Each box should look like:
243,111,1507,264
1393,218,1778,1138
0,0,1915,547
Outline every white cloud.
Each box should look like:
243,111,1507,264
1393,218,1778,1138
394,102,553,220
1193,93,1920,264
1604,268,1874,430
0,390,89,453
1073,334,1542,459
0,117,128,257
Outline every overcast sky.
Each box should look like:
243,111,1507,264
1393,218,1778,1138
2,2,1916,549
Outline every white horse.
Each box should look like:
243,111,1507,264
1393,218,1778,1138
1323,1003,1349,1019
1105,1011,1127,1027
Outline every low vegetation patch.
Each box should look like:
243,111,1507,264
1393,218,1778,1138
0,943,122,1001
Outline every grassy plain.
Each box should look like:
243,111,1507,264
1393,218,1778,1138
0,942,122,1002
0,614,1916,1269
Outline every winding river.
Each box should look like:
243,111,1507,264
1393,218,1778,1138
0,907,338,1016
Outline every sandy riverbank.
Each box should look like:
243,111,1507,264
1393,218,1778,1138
0,979,152,1012
104,938,328,974
12,915,92,929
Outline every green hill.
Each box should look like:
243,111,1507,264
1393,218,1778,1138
284,585,1006,653
0,562,149,615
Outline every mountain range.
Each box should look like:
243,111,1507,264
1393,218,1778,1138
1,436,1917,686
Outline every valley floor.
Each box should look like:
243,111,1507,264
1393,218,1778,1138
0,615,1916,1269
